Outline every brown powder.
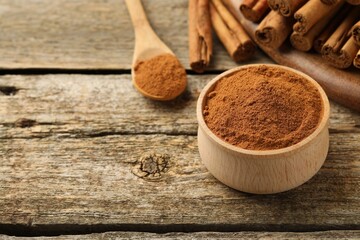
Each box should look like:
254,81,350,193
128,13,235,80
134,54,187,100
203,65,323,150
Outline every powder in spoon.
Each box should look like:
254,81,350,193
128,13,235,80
134,54,187,100
203,65,323,150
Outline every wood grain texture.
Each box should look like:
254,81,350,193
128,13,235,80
1,230,360,239
0,133,359,233
0,74,359,235
1,0,359,237
0,0,271,71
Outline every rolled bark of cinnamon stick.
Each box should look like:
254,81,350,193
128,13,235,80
291,19,328,52
347,0,360,4
354,49,360,68
255,11,293,49
321,7,360,69
188,0,213,73
210,1,256,61
293,0,345,34
352,21,360,46
290,4,341,51
321,0,340,5
267,0,307,17
313,5,350,53
322,38,359,68
239,0,269,23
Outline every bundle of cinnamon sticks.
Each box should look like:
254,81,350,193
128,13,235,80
188,0,255,72
239,0,360,69
189,0,360,70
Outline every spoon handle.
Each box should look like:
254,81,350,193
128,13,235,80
125,0,174,64
125,0,163,49
125,0,152,31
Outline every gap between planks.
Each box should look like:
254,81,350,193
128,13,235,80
0,230,360,239
1,224,360,237
0,68,227,76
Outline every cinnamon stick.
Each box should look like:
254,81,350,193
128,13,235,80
290,4,341,51
354,49,360,68
267,0,307,17
352,21,360,46
321,7,360,69
290,21,326,52
313,5,350,53
293,0,345,34
210,0,256,61
346,0,360,4
255,11,293,49
239,0,269,23
188,0,213,73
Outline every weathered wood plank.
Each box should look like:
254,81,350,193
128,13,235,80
1,230,360,239
0,74,359,139
0,0,271,70
0,131,359,234
1,75,359,233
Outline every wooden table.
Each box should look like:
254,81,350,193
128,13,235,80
0,0,359,239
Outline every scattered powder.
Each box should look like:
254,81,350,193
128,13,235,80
134,54,187,100
203,65,323,150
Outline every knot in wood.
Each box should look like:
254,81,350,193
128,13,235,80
14,118,37,128
132,153,170,180
0,86,18,96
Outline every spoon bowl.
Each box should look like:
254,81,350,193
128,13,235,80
131,48,175,101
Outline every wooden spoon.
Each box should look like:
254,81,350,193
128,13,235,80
125,0,186,101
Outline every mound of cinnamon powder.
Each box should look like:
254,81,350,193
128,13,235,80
203,65,323,150
134,54,187,100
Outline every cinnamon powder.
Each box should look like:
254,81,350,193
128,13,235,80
134,54,187,99
203,65,323,150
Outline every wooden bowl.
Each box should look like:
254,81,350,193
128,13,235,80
197,64,330,194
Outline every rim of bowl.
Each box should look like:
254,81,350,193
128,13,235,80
197,64,330,156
